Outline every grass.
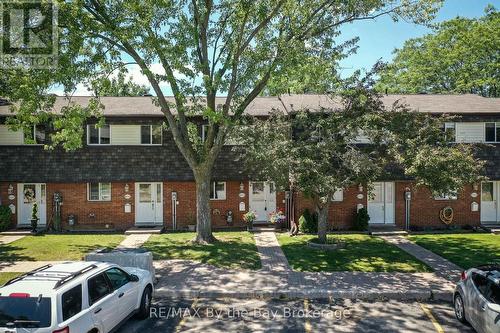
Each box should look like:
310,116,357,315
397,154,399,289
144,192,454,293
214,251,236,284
0,234,126,261
277,234,431,272
0,272,21,286
143,231,261,270
409,233,500,269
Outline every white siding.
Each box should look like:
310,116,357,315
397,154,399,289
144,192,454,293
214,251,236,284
455,122,485,143
0,125,24,145
110,125,141,145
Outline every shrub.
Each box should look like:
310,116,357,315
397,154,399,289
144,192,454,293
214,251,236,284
299,209,318,233
0,205,12,231
353,208,369,231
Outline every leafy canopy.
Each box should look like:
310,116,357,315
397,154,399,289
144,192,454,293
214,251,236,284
376,6,500,97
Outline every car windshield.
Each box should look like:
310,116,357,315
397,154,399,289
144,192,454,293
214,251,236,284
0,296,51,328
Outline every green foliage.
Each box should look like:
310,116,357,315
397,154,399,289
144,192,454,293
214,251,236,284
0,206,12,232
94,71,150,97
31,203,38,220
354,208,370,231
298,209,318,234
376,6,499,97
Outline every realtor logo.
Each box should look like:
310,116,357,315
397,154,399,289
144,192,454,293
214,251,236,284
0,0,58,68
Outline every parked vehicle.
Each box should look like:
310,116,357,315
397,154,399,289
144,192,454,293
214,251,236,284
454,264,500,333
0,261,154,333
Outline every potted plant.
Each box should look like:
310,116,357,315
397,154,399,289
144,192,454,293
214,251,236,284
243,211,257,231
31,202,39,233
269,210,286,230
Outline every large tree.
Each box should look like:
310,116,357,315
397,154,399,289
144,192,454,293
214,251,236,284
94,71,150,97
376,6,500,97
1,0,443,243
240,72,484,243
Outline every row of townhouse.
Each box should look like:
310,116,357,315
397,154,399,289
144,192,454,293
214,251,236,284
0,94,499,231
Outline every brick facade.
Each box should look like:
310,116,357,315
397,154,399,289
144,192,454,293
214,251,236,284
0,180,485,231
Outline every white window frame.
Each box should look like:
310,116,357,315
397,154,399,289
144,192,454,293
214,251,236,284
331,188,344,202
23,125,46,145
87,183,112,201
444,122,456,142
434,191,458,200
210,181,226,200
201,124,209,142
140,124,163,145
484,122,499,143
87,125,111,145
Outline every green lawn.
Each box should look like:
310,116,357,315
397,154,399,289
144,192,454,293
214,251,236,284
277,234,431,272
143,232,261,270
409,233,500,269
0,272,21,286
0,234,126,261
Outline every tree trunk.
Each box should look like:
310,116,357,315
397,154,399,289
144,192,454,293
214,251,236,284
316,200,330,244
193,167,217,244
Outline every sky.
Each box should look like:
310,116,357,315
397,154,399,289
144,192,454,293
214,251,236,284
338,0,496,77
56,0,497,96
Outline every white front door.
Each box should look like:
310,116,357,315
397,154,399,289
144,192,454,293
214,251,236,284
368,182,394,224
481,181,499,223
249,181,276,222
17,183,47,227
135,182,163,225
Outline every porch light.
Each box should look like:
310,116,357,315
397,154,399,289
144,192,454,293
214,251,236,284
124,183,130,192
358,184,363,192
239,182,244,192
472,183,479,191
7,184,13,195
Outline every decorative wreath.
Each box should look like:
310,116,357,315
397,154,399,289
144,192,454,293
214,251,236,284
439,206,454,225
23,188,35,203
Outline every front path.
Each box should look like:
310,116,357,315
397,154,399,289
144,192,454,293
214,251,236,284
253,230,291,272
380,235,462,281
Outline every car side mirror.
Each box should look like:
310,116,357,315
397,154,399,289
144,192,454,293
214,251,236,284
129,274,139,282
487,303,500,313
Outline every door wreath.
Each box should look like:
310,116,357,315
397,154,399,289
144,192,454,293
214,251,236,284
439,206,454,225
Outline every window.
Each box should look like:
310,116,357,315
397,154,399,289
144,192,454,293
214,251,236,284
87,124,110,145
88,183,111,201
485,122,500,143
444,122,455,142
482,182,494,201
210,181,226,200
201,124,209,142
434,191,458,200
62,284,82,321
105,268,130,290
0,296,52,328
141,125,162,145
331,189,343,202
88,273,112,306
24,125,48,144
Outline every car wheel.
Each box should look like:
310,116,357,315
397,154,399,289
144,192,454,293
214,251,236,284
454,293,467,324
136,286,152,319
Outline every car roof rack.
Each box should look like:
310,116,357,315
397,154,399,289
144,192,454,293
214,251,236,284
3,264,53,287
53,264,97,289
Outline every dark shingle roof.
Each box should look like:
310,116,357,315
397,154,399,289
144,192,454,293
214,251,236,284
0,94,498,117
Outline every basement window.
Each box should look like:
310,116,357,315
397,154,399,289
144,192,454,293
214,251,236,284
88,183,111,201
141,125,162,145
87,125,110,145
210,181,226,200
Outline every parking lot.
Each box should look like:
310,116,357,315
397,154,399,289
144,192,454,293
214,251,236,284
118,298,475,333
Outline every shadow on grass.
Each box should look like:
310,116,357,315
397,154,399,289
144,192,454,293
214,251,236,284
278,234,431,273
410,234,500,269
143,232,261,270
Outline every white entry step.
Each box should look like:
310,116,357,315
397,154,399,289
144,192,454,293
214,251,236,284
480,224,500,234
125,226,163,235
370,230,408,236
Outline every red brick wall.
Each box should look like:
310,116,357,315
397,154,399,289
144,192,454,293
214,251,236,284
164,181,250,230
395,182,480,228
0,182,17,229
295,185,367,230
46,182,135,230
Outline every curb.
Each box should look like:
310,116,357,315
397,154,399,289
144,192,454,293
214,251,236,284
154,288,451,302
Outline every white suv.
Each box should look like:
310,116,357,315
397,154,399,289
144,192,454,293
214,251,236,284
0,261,154,333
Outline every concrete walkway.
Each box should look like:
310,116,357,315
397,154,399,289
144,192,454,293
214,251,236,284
0,260,65,272
380,235,463,281
253,230,291,272
0,235,26,245
116,233,152,249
